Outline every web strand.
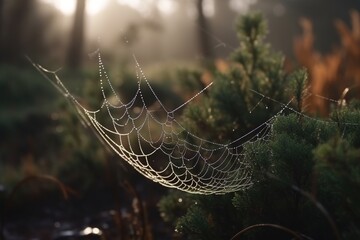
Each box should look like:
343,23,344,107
29,54,360,195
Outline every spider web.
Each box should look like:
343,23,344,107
27,51,357,195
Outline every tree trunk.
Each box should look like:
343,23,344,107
0,0,4,61
196,0,213,60
66,0,86,69
2,0,34,64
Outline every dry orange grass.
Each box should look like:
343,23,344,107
294,11,360,115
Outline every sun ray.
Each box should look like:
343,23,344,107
42,0,108,16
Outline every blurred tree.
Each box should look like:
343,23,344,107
196,0,213,60
0,0,60,65
66,0,86,69
1,0,36,64
0,0,4,58
253,0,360,57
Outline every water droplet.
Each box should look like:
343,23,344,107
92,228,101,235
178,198,183,203
249,111,252,114
82,227,92,235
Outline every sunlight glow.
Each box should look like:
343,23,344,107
117,0,151,15
203,0,215,17
117,0,142,9
87,0,108,15
43,0,109,16
229,0,257,13
117,0,177,15
157,0,177,15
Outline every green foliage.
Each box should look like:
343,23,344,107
332,101,360,147
0,65,56,133
176,194,242,240
176,206,212,240
0,65,109,194
289,68,308,112
158,190,194,224
182,13,289,144
158,13,360,240
314,104,360,239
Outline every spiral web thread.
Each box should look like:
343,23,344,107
28,52,358,195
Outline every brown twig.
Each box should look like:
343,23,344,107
104,157,125,239
1,174,77,240
122,180,150,240
230,223,303,240
267,173,341,240
8,175,77,201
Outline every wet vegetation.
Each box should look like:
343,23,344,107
1,0,360,239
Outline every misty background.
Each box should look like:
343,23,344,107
1,0,359,68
